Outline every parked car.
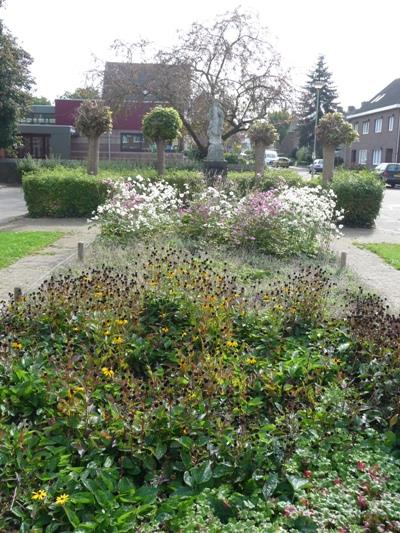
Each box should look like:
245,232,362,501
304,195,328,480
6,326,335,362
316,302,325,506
309,159,324,173
265,150,279,166
273,157,291,168
374,162,400,187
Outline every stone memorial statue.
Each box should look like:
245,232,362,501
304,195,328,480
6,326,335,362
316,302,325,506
206,99,225,162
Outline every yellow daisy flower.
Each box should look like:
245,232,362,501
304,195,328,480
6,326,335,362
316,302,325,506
55,493,69,505
32,489,47,501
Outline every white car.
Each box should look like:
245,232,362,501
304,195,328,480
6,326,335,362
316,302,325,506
265,150,279,166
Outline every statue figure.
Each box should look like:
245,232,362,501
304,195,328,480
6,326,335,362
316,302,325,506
206,99,225,162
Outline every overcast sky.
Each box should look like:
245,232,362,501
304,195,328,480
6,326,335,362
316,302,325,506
2,0,400,109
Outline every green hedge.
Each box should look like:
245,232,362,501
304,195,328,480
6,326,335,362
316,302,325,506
21,166,305,218
332,170,384,227
22,174,109,217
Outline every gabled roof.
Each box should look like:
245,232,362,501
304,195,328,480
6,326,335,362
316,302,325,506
347,78,400,118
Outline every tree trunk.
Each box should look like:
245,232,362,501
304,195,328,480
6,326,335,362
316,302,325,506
179,114,207,158
87,136,100,175
322,144,335,184
156,140,165,176
254,142,266,176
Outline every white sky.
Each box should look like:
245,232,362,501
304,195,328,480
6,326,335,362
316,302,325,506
2,0,400,109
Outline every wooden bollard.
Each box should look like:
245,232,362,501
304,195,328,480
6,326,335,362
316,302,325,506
14,286,22,301
77,242,84,262
339,251,347,270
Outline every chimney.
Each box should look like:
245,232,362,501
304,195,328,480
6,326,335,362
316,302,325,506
347,106,356,113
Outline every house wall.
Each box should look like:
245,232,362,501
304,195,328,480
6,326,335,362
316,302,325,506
345,108,400,167
18,124,72,159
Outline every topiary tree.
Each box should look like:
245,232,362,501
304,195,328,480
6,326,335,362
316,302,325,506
75,100,112,175
248,121,279,175
142,106,183,176
317,112,358,184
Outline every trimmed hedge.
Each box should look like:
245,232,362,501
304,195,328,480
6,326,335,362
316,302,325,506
22,174,109,217
332,170,384,227
22,166,305,218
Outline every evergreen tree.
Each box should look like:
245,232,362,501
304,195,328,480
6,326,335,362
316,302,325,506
297,55,340,156
0,18,33,152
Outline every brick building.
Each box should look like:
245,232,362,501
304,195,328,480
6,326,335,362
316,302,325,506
345,79,400,168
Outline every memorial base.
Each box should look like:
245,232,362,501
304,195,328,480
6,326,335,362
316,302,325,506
203,160,228,180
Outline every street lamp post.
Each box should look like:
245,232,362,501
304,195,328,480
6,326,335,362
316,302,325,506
311,80,324,176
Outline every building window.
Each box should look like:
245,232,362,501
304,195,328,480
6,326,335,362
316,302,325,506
353,122,359,132
374,118,383,133
358,149,367,165
121,133,144,151
372,148,382,166
362,121,369,134
389,115,394,132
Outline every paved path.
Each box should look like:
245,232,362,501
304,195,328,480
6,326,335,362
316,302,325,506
0,218,98,303
0,185,27,224
332,188,400,311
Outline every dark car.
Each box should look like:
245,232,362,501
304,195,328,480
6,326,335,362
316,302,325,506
273,157,291,168
375,162,400,187
309,159,324,173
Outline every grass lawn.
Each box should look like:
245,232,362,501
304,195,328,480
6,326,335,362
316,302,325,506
356,242,400,270
0,231,64,269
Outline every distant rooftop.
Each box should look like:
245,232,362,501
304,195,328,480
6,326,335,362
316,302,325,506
348,78,400,117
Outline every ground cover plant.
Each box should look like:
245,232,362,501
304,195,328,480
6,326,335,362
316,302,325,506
0,231,63,269
355,242,400,270
1,240,400,531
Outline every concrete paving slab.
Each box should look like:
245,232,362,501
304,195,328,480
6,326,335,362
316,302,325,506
0,186,27,225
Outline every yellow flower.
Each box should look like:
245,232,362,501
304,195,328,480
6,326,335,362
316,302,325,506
11,341,22,350
72,326,79,332
226,340,238,348
104,330,111,336
111,336,124,344
32,489,47,501
55,493,69,505
245,357,257,365
73,386,85,394
115,319,128,326
160,313,167,319
94,291,103,298
263,294,270,301
160,327,169,334
101,367,115,378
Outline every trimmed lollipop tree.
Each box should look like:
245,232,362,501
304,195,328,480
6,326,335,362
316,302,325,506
248,121,279,176
142,106,183,176
75,100,112,175
317,112,358,184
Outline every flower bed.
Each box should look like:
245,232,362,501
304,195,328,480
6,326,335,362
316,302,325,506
1,243,400,531
93,178,342,255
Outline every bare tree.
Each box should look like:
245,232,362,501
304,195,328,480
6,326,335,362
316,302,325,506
102,9,291,157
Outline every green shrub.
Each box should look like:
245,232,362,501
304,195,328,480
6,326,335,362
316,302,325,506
332,170,384,227
22,173,109,217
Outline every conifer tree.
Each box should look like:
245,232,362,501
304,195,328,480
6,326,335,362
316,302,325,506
297,55,340,156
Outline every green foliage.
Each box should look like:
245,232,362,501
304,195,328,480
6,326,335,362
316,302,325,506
248,120,278,147
0,20,33,150
19,164,304,217
1,242,400,531
60,86,100,99
332,170,384,227
296,146,312,164
22,173,109,217
75,100,112,138
268,109,291,144
142,106,183,143
30,95,51,105
317,112,358,147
